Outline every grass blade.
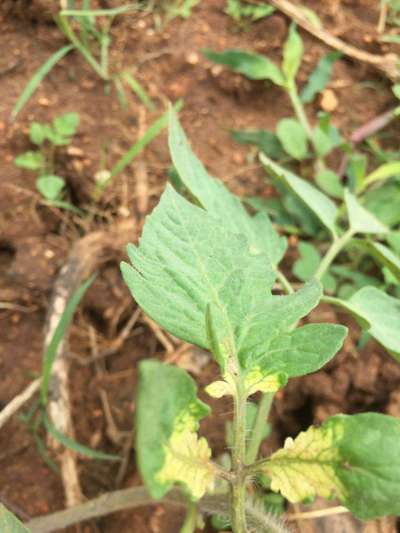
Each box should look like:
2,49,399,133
12,44,74,119
40,275,95,406
61,4,137,17
98,100,183,192
121,71,156,111
43,415,121,461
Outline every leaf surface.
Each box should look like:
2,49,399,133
276,118,308,160
202,49,284,85
169,110,286,265
262,413,400,520
0,505,30,532
261,153,338,237
282,24,303,82
136,360,214,500
344,189,388,235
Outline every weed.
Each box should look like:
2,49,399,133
14,112,82,213
12,3,155,118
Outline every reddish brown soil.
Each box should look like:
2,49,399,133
1,1,400,532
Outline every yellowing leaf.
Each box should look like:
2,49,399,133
261,413,400,520
136,360,214,500
264,422,345,503
157,424,215,500
244,368,287,395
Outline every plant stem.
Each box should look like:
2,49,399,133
314,229,354,280
246,392,273,465
231,381,248,533
180,502,198,533
275,269,294,294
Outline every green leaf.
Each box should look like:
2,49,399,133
322,295,370,329
14,151,44,170
41,275,95,405
282,24,303,83
202,49,284,85
363,179,400,226
36,175,65,201
136,360,214,500
122,184,345,394
0,505,30,532
43,415,120,462
349,287,400,359
169,110,287,266
312,126,335,158
387,231,400,254
29,122,47,145
293,241,320,280
300,51,341,103
121,184,275,350
262,413,400,520
230,129,286,159
351,239,400,281
12,44,74,119
362,161,400,190
315,169,343,199
260,153,338,237
53,112,80,137
276,118,308,160
344,189,389,235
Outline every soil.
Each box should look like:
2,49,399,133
1,0,400,532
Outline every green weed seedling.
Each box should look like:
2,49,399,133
14,112,82,213
203,25,341,169
203,23,400,327
121,110,400,532
12,3,156,119
151,0,200,23
225,0,275,28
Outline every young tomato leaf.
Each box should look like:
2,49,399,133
261,413,400,520
136,360,214,500
121,184,275,349
349,286,400,359
344,189,388,235
300,51,341,103
169,110,287,266
276,118,308,160
260,153,338,237
205,278,346,397
282,24,303,83
202,49,284,85
0,505,30,532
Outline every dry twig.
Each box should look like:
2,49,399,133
0,379,41,431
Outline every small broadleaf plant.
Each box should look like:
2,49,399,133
121,110,400,532
14,112,81,213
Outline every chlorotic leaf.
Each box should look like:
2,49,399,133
282,24,303,83
261,153,338,237
136,360,214,500
262,413,400,520
344,189,388,235
0,505,30,532
349,287,400,359
169,110,287,266
276,118,308,160
202,49,285,85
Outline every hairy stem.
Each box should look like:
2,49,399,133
246,393,273,465
231,381,248,533
314,229,354,280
